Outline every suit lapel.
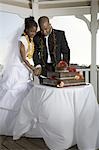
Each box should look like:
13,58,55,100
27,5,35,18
48,32,54,54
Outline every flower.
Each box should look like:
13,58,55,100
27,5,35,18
56,61,68,70
57,80,64,88
75,72,84,80
67,67,76,72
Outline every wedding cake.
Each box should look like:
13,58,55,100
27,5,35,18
41,61,86,87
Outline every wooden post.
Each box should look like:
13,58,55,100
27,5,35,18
90,0,98,97
32,0,39,22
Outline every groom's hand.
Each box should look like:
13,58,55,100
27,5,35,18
34,67,42,76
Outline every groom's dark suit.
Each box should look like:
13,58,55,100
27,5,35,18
33,29,70,76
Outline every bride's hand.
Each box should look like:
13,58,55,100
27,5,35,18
30,65,35,72
34,67,42,76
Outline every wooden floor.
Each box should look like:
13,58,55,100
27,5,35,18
0,136,78,150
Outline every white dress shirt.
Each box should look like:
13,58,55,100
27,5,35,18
45,35,52,63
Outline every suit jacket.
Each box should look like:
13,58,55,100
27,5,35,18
33,29,70,68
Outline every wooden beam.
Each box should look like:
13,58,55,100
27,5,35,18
39,6,91,17
0,0,30,8
0,3,32,18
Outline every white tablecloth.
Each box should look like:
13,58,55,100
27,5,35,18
13,84,99,150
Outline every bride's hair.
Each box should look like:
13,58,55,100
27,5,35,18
24,16,38,33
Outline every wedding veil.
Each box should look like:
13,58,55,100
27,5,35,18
4,25,24,70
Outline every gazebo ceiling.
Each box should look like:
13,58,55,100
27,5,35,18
0,0,97,9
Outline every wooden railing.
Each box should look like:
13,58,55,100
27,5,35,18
77,68,99,101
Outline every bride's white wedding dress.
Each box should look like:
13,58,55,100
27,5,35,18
0,35,34,112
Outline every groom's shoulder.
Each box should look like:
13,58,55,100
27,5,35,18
54,29,64,34
35,31,41,37
34,31,41,41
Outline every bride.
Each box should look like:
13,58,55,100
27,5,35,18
0,16,41,111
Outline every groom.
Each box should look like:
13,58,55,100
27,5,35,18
33,16,70,78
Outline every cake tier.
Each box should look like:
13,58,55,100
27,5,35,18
41,77,85,87
47,71,77,78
